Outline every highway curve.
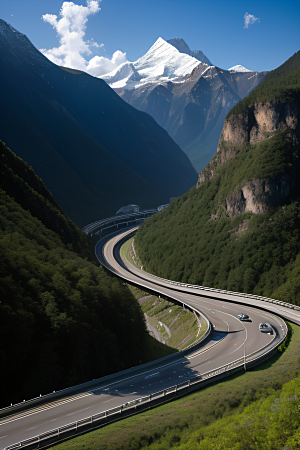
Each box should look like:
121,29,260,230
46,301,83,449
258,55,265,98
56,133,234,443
0,226,297,449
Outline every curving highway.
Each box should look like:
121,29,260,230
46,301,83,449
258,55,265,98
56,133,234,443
1,226,299,449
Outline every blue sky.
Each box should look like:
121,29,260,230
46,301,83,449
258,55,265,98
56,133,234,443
0,0,299,74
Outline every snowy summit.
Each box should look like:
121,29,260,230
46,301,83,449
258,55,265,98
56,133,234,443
101,37,211,90
228,65,253,73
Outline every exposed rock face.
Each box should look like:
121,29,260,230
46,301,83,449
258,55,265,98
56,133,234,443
226,176,292,218
197,98,300,218
216,101,299,166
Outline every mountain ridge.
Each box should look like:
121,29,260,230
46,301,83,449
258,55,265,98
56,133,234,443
0,20,197,227
106,36,267,171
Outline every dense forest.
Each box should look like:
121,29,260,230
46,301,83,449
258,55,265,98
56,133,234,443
0,141,153,408
135,52,300,306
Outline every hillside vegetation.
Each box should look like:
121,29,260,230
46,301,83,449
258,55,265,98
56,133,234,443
0,141,160,408
135,52,300,306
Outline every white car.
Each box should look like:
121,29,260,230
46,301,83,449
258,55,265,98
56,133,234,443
259,323,273,334
237,314,250,321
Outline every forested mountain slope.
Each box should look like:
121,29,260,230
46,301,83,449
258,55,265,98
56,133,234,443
135,51,300,305
0,141,151,407
0,20,197,227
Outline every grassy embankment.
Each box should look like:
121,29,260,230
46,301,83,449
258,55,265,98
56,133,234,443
51,322,299,450
120,236,142,269
121,237,205,350
139,296,206,350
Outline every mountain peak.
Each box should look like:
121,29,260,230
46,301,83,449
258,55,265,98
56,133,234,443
0,18,53,67
228,65,253,73
104,37,203,89
167,38,191,54
167,38,212,65
0,18,31,43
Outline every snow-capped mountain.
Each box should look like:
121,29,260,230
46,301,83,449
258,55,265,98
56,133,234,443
228,65,253,73
102,37,210,89
167,38,212,65
102,37,266,172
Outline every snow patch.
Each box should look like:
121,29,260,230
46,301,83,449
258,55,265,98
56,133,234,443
228,65,253,73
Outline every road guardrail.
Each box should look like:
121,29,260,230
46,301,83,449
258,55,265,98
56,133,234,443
82,210,157,235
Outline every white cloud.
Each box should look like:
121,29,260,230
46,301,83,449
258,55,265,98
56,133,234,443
87,50,127,76
244,12,260,29
40,1,127,76
87,38,104,48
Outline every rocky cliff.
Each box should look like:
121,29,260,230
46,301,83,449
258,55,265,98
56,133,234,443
197,97,300,218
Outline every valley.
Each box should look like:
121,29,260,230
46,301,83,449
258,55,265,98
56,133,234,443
0,20,197,227
0,5,299,450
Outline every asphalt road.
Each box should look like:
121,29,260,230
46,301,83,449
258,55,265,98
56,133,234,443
102,227,300,327
0,227,291,449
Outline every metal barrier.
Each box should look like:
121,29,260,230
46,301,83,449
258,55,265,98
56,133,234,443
82,210,157,235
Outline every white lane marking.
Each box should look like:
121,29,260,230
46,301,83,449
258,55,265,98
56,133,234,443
103,399,113,403
0,436,8,439
223,319,229,333
187,334,227,359
145,372,159,379
0,393,92,426
66,406,93,416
